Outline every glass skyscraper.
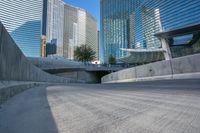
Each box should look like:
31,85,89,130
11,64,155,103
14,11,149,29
101,0,200,63
0,0,45,57
0,0,98,59
101,0,137,62
63,4,98,60
46,0,64,57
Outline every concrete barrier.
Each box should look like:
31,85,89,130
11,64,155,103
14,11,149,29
0,81,40,104
171,54,200,74
102,54,200,83
135,60,172,80
0,22,83,83
101,68,137,83
171,54,200,79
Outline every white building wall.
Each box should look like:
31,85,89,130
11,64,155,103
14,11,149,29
46,0,64,56
77,10,87,46
63,4,98,60
86,14,98,60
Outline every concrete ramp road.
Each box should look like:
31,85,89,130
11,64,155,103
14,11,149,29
0,79,200,133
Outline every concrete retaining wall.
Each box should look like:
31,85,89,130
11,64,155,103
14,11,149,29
55,71,100,83
0,81,40,104
135,60,172,80
0,22,82,83
102,54,200,83
171,54,200,74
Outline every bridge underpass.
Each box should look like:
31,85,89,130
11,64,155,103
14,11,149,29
46,69,110,83
28,57,123,83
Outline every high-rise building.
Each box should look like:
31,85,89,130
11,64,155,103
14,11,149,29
0,0,46,57
63,4,78,59
46,0,64,57
86,13,99,60
97,31,100,60
63,4,98,60
101,0,200,63
0,0,65,57
0,1,98,60
101,0,138,62
46,39,57,56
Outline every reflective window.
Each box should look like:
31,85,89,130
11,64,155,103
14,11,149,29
172,34,193,46
0,0,43,57
101,0,200,63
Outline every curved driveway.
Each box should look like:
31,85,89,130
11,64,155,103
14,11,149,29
0,79,200,133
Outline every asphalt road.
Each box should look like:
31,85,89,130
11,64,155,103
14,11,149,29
0,79,200,133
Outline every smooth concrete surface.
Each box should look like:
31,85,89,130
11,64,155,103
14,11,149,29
0,79,200,133
0,81,33,89
0,81,40,104
0,22,82,83
0,85,60,133
117,67,136,81
55,71,99,83
102,53,200,83
171,54,200,74
135,60,172,78
100,68,134,82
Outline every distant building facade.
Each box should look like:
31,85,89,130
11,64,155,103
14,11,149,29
86,13,99,60
63,4,98,60
0,1,98,60
0,0,45,57
46,39,57,56
97,31,100,60
101,0,137,62
46,0,64,57
101,0,200,63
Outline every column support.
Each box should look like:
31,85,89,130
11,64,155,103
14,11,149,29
161,38,172,60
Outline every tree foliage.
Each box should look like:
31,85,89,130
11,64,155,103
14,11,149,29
108,55,116,64
74,45,96,62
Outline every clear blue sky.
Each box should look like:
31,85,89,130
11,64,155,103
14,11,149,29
64,0,100,30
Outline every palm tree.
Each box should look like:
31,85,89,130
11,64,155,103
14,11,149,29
108,55,116,65
74,44,96,63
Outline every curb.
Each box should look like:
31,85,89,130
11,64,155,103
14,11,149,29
0,83,40,104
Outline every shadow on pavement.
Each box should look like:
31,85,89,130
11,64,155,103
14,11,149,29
0,85,59,133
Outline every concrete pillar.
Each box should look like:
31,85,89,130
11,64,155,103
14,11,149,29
161,38,172,60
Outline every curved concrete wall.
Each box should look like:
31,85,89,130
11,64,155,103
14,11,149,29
102,54,200,83
171,54,200,79
0,22,81,83
0,81,40,104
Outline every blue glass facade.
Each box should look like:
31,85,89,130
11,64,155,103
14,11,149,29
101,0,200,63
100,0,137,62
0,0,44,57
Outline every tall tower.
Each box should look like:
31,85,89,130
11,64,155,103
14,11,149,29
0,0,45,57
46,0,64,57
63,4,98,60
101,0,139,63
100,0,162,63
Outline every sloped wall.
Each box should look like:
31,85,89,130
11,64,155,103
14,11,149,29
0,22,81,83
